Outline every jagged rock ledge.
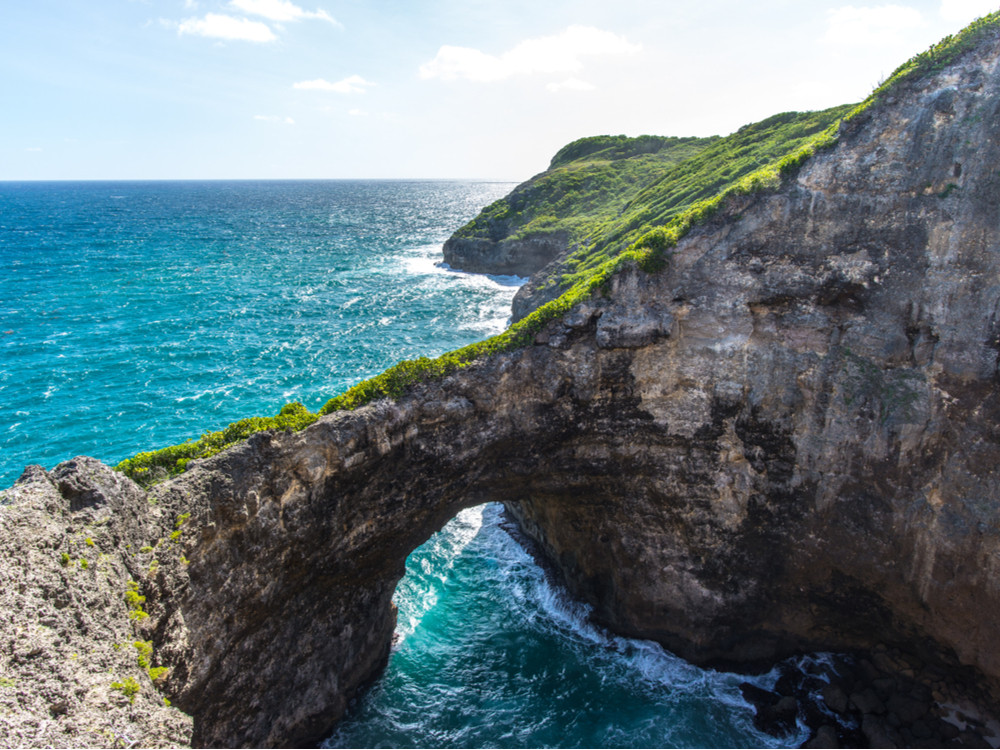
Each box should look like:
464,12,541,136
4,23,1000,750
442,232,569,277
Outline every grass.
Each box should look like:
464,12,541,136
450,135,716,250
114,13,1000,488
551,106,853,291
110,676,141,704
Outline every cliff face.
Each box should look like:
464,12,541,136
3,27,1000,750
0,460,192,747
442,232,569,277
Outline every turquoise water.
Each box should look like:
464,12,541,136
0,181,801,748
326,504,800,749
0,180,519,487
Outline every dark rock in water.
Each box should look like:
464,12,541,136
5,21,1000,750
861,714,900,747
823,684,850,714
804,725,841,748
739,683,799,736
851,688,886,716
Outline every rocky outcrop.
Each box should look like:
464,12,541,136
4,26,1000,750
0,459,191,748
441,232,569,277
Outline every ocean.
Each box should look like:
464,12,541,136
0,180,801,748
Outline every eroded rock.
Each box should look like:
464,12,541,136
3,26,1000,750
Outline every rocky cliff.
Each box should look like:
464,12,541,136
4,19,1000,750
443,109,853,323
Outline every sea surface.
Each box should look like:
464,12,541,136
0,180,803,748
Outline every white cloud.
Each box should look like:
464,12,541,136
25,147,43,152
293,75,375,93
348,108,367,116
254,115,295,124
419,25,641,83
823,5,926,47
547,77,595,92
229,0,340,26
177,13,276,42
939,0,998,22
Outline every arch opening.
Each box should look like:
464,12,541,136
322,502,801,749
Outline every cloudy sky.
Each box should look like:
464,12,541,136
2,0,997,180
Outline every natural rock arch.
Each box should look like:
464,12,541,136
4,29,1000,750
148,41,1000,744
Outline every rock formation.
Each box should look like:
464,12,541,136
3,22,1000,750
442,232,569,278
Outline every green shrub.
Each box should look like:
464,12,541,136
117,402,317,488
125,579,149,621
134,641,153,669
110,677,140,704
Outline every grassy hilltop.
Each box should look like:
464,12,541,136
452,105,854,308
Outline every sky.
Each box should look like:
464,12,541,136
2,0,997,181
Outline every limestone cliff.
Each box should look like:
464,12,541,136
3,19,1000,750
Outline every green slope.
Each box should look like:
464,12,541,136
450,135,717,249
454,105,853,307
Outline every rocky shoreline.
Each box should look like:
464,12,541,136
744,648,999,749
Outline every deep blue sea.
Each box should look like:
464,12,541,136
0,180,804,748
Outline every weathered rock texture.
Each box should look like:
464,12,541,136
442,231,569,277
4,30,1000,750
0,459,191,748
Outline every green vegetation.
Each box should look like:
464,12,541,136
110,676,141,704
134,640,153,669
555,106,852,289
133,640,169,682
149,666,169,682
0,677,15,689
117,401,316,487
125,579,149,621
451,135,716,248
454,106,852,297
111,13,1000,485
60,552,71,567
